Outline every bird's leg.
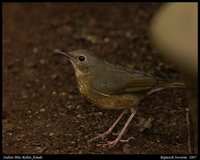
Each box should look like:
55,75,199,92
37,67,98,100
89,109,128,142
107,107,137,147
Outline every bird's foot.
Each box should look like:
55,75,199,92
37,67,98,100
106,137,122,147
89,109,128,143
89,129,112,142
104,136,135,147
104,108,137,147
89,135,105,142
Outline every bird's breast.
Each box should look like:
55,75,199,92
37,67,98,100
76,76,139,110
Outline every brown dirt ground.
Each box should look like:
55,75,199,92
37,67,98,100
3,2,190,154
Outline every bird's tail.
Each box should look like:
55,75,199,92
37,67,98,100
159,82,185,89
147,82,185,95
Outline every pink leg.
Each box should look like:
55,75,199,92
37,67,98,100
89,109,128,142
107,107,137,147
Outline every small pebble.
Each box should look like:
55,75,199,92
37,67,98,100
52,91,56,95
68,134,73,137
36,146,41,150
171,122,177,126
93,112,103,116
39,59,45,65
85,35,98,44
104,37,110,43
54,49,60,53
65,104,73,109
8,132,13,136
68,95,73,99
49,132,55,136
33,48,38,53
140,47,146,53
159,62,164,66
96,144,104,147
42,85,46,90
78,150,82,154
84,135,88,139
176,136,180,139
54,114,57,117
28,110,32,114
185,108,189,112
125,31,132,39
26,83,31,88
51,74,58,80
40,108,46,112
80,125,84,128
59,112,65,116
76,105,81,109
35,79,40,83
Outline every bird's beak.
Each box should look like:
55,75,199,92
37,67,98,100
57,51,71,59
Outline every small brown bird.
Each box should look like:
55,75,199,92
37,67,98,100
58,49,185,147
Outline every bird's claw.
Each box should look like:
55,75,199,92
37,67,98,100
89,134,106,142
107,139,120,147
120,136,135,143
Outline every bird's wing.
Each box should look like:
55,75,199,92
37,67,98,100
92,64,159,95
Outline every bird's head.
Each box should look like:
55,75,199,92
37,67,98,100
58,49,102,76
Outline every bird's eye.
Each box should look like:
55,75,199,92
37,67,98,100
78,56,85,61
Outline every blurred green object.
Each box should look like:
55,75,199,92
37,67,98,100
127,63,136,69
150,2,198,153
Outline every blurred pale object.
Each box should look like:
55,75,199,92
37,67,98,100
150,3,198,153
150,2,197,77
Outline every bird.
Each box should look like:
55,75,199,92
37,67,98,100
58,49,185,147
